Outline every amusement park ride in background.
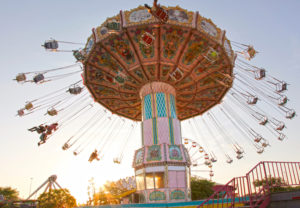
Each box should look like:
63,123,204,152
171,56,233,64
15,0,296,184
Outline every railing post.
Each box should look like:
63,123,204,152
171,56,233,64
246,173,252,207
262,162,270,195
232,178,235,207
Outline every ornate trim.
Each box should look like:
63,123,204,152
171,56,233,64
139,82,176,98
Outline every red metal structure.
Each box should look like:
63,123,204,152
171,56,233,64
197,161,300,208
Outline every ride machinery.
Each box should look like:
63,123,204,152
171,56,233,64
82,1,234,203
15,0,296,204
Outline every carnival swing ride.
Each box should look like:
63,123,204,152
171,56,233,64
15,0,296,185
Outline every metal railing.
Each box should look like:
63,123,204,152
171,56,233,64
197,161,300,208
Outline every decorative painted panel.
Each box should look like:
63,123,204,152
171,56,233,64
170,190,185,200
147,145,161,161
149,191,166,201
135,148,144,166
169,145,183,160
104,33,136,65
161,26,187,61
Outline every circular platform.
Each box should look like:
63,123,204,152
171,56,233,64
83,5,235,121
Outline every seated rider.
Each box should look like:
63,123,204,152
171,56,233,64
46,123,58,134
88,150,100,162
38,133,48,146
28,125,47,134
62,143,69,150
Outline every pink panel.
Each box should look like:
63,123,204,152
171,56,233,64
168,171,177,188
173,118,182,145
157,117,170,144
177,171,186,188
143,120,153,146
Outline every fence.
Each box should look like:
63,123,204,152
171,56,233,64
197,161,300,208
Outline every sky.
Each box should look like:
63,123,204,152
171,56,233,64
0,0,300,204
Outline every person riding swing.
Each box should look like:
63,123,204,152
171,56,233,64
88,150,100,162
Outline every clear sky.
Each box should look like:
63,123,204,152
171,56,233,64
0,0,300,204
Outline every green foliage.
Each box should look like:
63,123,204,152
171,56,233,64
253,177,300,193
190,176,215,200
38,189,76,208
253,177,286,187
0,187,19,201
104,181,127,197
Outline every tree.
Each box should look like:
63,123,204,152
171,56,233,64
191,176,215,200
0,187,19,201
92,188,108,205
38,189,76,208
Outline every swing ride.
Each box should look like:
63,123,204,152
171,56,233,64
15,0,296,203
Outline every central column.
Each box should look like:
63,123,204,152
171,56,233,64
133,82,191,203
141,82,179,146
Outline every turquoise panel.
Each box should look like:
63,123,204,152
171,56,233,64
156,93,167,117
144,94,152,120
152,118,158,144
168,118,174,144
170,94,177,119
76,196,249,207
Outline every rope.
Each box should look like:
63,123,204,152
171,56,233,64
26,64,80,74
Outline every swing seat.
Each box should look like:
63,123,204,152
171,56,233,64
62,143,69,150
285,109,295,119
69,87,82,95
276,122,285,131
276,82,287,92
18,109,25,116
33,74,45,83
278,133,285,141
211,158,217,163
236,154,243,159
255,68,266,80
47,109,58,116
278,95,287,105
259,117,268,125
16,73,26,82
226,159,233,164
113,158,121,164
247,96,258,104
25,102,33,110
43,40,58,50
247,46,256,59
204,160,211,166
254,135,262,143
257,148,264,154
